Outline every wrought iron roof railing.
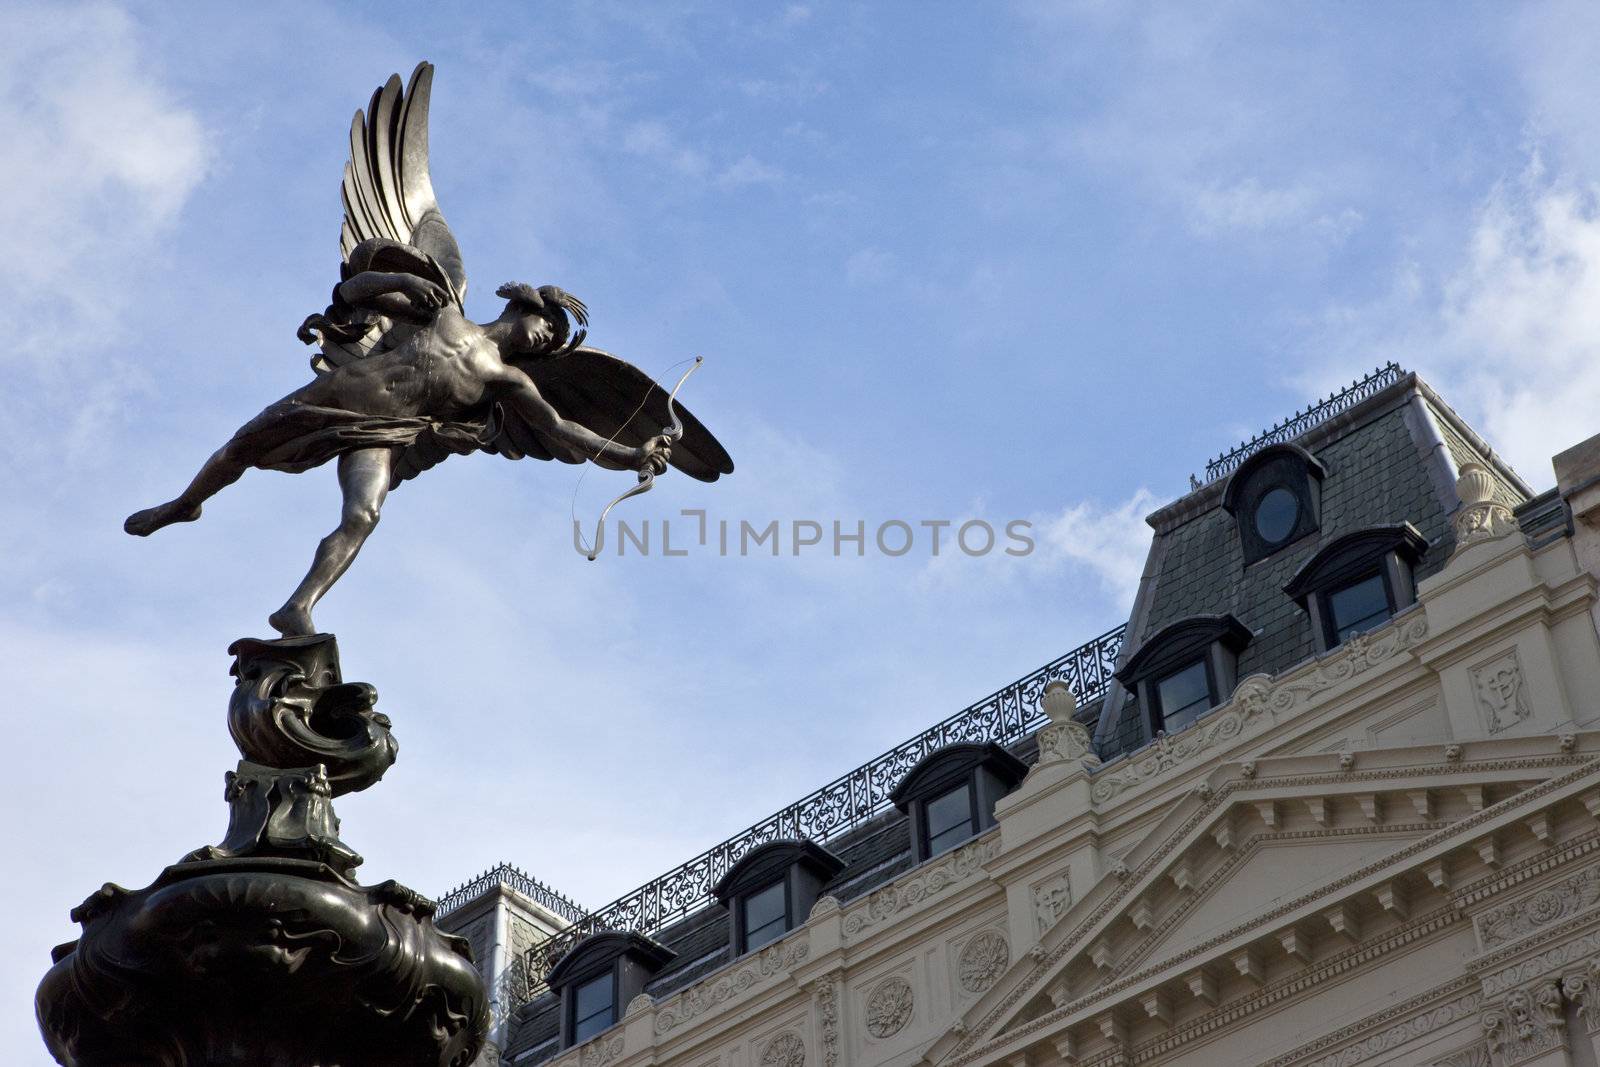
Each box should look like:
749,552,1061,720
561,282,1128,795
514,622,1126,1003
435,862,588,924
1201,363,1405,484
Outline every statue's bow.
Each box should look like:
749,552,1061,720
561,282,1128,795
585,357,703,561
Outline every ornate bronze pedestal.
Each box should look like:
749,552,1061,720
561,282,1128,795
36,635,489,1067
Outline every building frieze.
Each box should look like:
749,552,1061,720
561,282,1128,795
1262,978,1480,1067
654,937,811,1034
841,834,1001,940
1475,858,1600,951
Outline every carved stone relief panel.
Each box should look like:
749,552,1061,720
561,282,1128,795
864,977,914,1039
1476,863,1600,951
1431,1043,1490,1067
760,1030,806,1067
579,1034,625,1067
1472,650,1532,734
1031,872,1072,936
957,930,1010,995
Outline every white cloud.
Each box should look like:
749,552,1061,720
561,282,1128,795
1299,154,1600,483
1183,178,1362,243
0,4,209,339
717,154,784,189
1426,163,1600,477
1033,489,1159,605
845,246,895,286
622,119,709,177
0,3,210,470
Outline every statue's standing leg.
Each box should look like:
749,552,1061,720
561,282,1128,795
268,447,395,637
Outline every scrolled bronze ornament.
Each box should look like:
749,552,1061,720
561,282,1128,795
37,861,487,1067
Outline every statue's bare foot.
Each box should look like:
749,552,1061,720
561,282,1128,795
123,500,203,536
268,603,316,638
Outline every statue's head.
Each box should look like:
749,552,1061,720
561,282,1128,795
495,282,588,356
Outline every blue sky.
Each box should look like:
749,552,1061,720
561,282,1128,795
8,1,1600,1058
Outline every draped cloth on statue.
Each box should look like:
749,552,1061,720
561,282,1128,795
229,400,489,477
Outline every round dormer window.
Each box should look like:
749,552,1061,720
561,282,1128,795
1222,444,1326,565
1254,487,1300,544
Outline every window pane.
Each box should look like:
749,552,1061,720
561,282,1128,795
926,784,975,855
1156,660,1211,733
1329,573,1389,642
1254,487,1300,544
574,974,613,1041
744,880,788,949
927,785,973,838
929,821,973,855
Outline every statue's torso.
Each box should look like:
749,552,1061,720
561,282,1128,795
309,310,500,420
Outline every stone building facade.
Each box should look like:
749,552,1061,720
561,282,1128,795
439,369,1600,1067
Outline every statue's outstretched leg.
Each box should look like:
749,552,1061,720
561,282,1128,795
124,440,253,536
268,447,394,637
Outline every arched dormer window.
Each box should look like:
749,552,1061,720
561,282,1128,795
1222,444,1328,565
547,931,675,1048
1115,614,1252,741
890,742,1027,863
712,839,844,955
1283,523,1428,654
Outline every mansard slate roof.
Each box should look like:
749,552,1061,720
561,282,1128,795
1092,370,1534,759
463,366,1570,1066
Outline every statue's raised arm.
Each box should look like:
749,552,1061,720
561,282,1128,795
124,61,733,637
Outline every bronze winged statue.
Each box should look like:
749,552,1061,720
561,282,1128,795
125,62,734,637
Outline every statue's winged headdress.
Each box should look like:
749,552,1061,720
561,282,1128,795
302,62,733,490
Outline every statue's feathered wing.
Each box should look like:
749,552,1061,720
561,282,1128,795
388,346,735,486
312,62,465,373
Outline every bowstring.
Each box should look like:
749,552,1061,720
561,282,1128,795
569,356,698,560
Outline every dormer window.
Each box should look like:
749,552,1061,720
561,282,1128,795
1284,523,1428,654
547,932,675,1049
713,840,844,956
1114,614,1252,743
1222,444,1327,565
890,742,1027,863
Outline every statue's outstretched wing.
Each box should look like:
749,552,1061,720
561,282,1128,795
312,62,467,372
388,348,736,487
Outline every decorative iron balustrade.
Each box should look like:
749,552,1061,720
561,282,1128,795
435,862,588,925
515,623,1126,1003
1202,363,1405,484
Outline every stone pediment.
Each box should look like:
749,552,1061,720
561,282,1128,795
929,742,1600,1067
1112,829,1433,980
